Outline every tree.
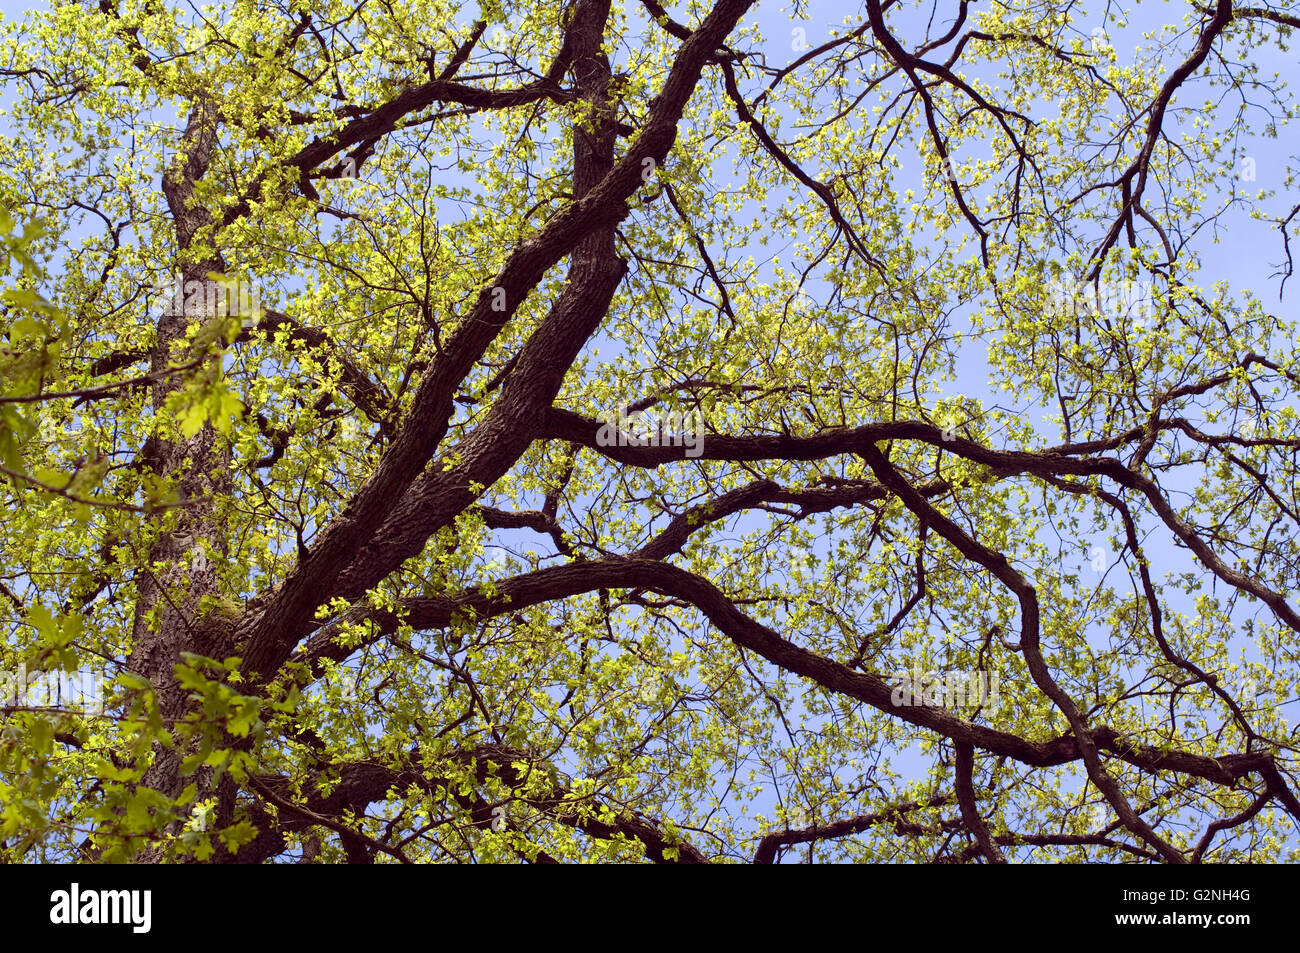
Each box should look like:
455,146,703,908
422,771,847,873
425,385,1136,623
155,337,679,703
0,0,1297,864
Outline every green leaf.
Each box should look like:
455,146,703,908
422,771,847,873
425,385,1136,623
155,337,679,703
117,672,153,692
29,718,53,756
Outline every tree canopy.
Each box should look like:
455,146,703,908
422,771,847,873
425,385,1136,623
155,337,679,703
1,0,1299,863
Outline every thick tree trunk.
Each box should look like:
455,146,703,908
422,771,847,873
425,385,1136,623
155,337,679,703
127,102,237,856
